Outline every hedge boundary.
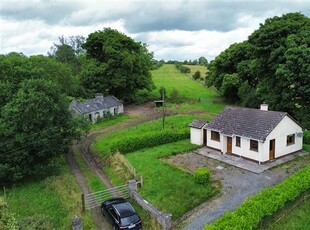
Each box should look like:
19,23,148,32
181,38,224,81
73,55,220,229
110,130,190,154
205,164,310,230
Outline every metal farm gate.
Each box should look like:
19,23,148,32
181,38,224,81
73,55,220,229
82,184,130,211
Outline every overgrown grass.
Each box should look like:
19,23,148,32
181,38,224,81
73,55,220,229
184,64,208,79
264,193,310,230
72,148,106,192
151,64,225,115
92,115,198,157
1,156,95,229
90,114,130,131
126,140,219,219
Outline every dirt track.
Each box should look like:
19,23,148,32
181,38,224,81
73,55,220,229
67,103,163,229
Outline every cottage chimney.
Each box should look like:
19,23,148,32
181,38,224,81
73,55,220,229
95,93,104,100
260,103,268,111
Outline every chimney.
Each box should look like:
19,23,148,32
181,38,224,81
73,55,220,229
95,93,104,100
260,103,268,111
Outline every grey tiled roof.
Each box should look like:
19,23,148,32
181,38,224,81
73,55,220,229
70,95,122,114
205,107,288,141
189,120,208,129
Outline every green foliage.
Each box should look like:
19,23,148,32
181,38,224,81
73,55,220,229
111,129,189,154
0,197,18,230
206,12,310,128
304,130,310,144
175,63,191,73
194,167,211,184
81,28,154,101
2,156,95,229
168,88,187,104
18,214,54,230
205,163,310,230
198,56,209,66
192,70,201,80
0,79,87,184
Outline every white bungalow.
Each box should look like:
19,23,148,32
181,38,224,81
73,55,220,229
190,104,303,163
69,93,124,124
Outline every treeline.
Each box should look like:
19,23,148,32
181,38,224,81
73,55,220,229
206,12,310,129
0,28,155,184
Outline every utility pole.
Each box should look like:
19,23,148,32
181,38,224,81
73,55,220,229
162,89,165,129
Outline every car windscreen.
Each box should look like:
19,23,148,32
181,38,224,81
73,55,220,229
120,214,140,226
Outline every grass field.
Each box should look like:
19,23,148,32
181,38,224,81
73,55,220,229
1,156,95,229
151,64,225,115
90,114,130,131
183,64,208,79
126,139,218,219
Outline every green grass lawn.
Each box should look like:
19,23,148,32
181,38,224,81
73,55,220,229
1,156,95,229
126,140,219,220
92,114,199,157
303,144,310,152
151,64,225,115
264,194,310,230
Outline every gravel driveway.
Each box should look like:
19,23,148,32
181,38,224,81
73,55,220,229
163,151,310,230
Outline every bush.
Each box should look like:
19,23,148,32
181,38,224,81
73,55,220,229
205,164,310,230
168,89,187,104
18,214,54,230
194,168,211,184
192,70,201,80
175,63,191,73
303,130,310,144
0,197,17,230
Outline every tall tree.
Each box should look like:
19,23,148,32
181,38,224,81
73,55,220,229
0,79,87,184
81,28,154,101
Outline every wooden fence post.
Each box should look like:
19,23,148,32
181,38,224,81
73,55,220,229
81,193,85,212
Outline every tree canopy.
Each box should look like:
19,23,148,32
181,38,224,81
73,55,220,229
206,12,310,128
81,28,154,101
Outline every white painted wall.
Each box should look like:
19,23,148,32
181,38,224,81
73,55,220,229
190,128,204,145
232,137,264,162
206,130,222,150
264,115,303,160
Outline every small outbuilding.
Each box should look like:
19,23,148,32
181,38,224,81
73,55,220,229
69,93,124,123
190,104,303,163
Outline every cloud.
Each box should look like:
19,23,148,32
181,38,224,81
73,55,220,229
1,0,310,60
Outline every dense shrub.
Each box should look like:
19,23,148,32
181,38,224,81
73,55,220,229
18,214,54,230
175,63,191,73
192,70,201,80
0,197,17,230
205,164,310,230
111,129,189,154
168,89,187,104
303,130,310,144
194,168,211,184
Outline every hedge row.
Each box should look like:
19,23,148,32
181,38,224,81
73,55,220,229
304,130,310,144
110,129,190,154
205,164,310,230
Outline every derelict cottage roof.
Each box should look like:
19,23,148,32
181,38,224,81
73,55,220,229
70,95,122,114
205,107,289,141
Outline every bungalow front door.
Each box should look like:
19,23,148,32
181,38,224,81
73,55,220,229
227,137,232,154
269,139,275,160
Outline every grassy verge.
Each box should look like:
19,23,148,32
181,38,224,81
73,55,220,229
126,139,219,219
264,192,310,230
72,148,106,192
90,114,130,131
92,115,198,157
1,156,95,229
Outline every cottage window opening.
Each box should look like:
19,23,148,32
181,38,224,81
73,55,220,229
236,136,241,147
211,131,220,141
250,140,258,151
287,134,295,146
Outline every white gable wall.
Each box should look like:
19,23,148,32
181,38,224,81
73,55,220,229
262,115,303,161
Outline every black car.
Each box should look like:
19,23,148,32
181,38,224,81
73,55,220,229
101,198,142,230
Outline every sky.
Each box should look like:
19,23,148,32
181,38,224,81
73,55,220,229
1,0,310,61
